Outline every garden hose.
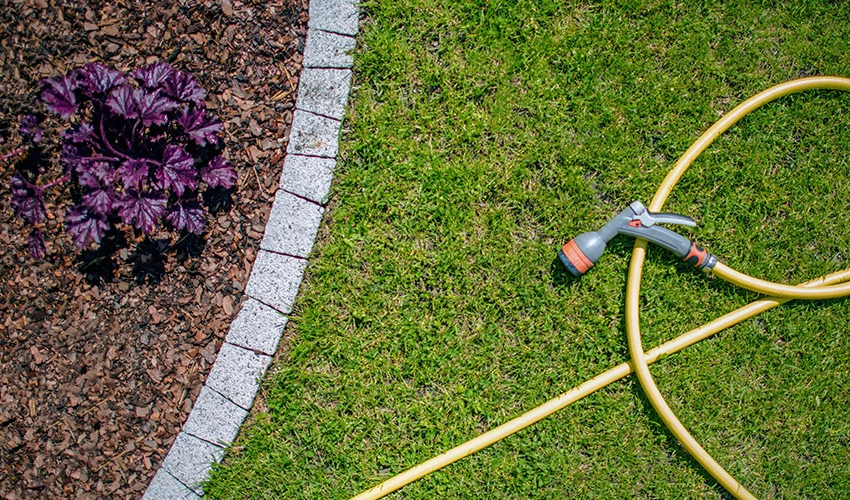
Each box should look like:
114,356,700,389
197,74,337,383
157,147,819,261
351,76,850,499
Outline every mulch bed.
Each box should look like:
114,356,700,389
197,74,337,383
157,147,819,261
0,1,307,497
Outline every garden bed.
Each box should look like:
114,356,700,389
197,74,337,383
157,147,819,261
0,0,306,497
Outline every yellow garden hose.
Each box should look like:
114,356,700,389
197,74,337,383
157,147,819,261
352,76,850,499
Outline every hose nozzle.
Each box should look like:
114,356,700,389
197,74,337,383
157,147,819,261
560,201,716,277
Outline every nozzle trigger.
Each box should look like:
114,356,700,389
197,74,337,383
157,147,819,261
628,201,695,228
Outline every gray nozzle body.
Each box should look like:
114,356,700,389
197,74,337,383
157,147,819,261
571,231,608,264
559,201,716,276
591,201,693,257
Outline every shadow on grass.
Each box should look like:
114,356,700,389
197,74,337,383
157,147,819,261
629,381,740,500
549,243,743,496
549,254,578,288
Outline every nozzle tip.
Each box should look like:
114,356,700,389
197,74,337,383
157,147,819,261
558,249,582,276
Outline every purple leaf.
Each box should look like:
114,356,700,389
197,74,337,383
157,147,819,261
20,114,43,143
40,73,80,118
178,108,222,146
117,191,167,233
63,121,95,143
106,85,137,118
77,171,101,189
166,201,205,234
13,196,46,226
10,172,32,200
90,161,116,183
79,63,126,95
157,145,197,196
60,143,92,175
163,71,206,104
11,172,46,225
82,188,117,215
133,88,178,127
117,158,149,190
28,229,46,259
201,155,236,189
65,205,110,249
75,160,115,188
131,62,175,89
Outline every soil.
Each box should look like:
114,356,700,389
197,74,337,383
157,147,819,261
0,0,307,498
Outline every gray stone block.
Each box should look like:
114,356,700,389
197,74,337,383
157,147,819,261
225,298,289,356
204,342,272,410
287,110,342,158
260,190,324,259
183,386,249,447
309,0,359,36
303,29,355,69
244,250,308,314
160,432,224,495
279,154,337,204
297,68,352,120
142,468,200,500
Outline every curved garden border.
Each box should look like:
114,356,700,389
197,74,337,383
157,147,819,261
143,0,359,497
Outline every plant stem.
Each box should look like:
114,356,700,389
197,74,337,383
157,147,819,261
97,114,161,168
41,175,71,190
0,147,26,162
98,114,133,162
77,156,121,163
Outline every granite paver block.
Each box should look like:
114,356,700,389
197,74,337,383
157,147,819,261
297,68,352,120
183,386,249,447
279,154,337,204
203,342,272,410
244,250,308,314
142,468,200,500
225,298,289,355
287,110,342,158
308,0,359,36
147,1,363,494
260,190,325,258
303,29,355,69
159,432,224,495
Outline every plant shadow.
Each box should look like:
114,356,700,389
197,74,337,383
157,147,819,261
75,228,127,285
76,228,211,287
130,238,170,285
203,186,235,215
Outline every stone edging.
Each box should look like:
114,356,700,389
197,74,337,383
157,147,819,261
143,0,359,497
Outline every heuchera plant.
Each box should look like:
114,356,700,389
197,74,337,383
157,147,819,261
8,62,236,260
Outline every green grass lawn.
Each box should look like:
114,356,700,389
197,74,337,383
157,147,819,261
205,1,850,497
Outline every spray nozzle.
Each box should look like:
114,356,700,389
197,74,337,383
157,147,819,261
559,201,715,276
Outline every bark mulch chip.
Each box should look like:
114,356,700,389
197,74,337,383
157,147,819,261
0,1,307,498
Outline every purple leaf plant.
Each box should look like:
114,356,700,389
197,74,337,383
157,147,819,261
6,62,236,260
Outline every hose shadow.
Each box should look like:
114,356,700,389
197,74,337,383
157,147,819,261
546,242,724,487
628,377,740,500
609,291,741,499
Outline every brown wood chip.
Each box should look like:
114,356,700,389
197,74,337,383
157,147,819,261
0,0,308,496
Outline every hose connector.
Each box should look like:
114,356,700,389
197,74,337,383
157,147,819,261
560,201,716,276
683,242,717,270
